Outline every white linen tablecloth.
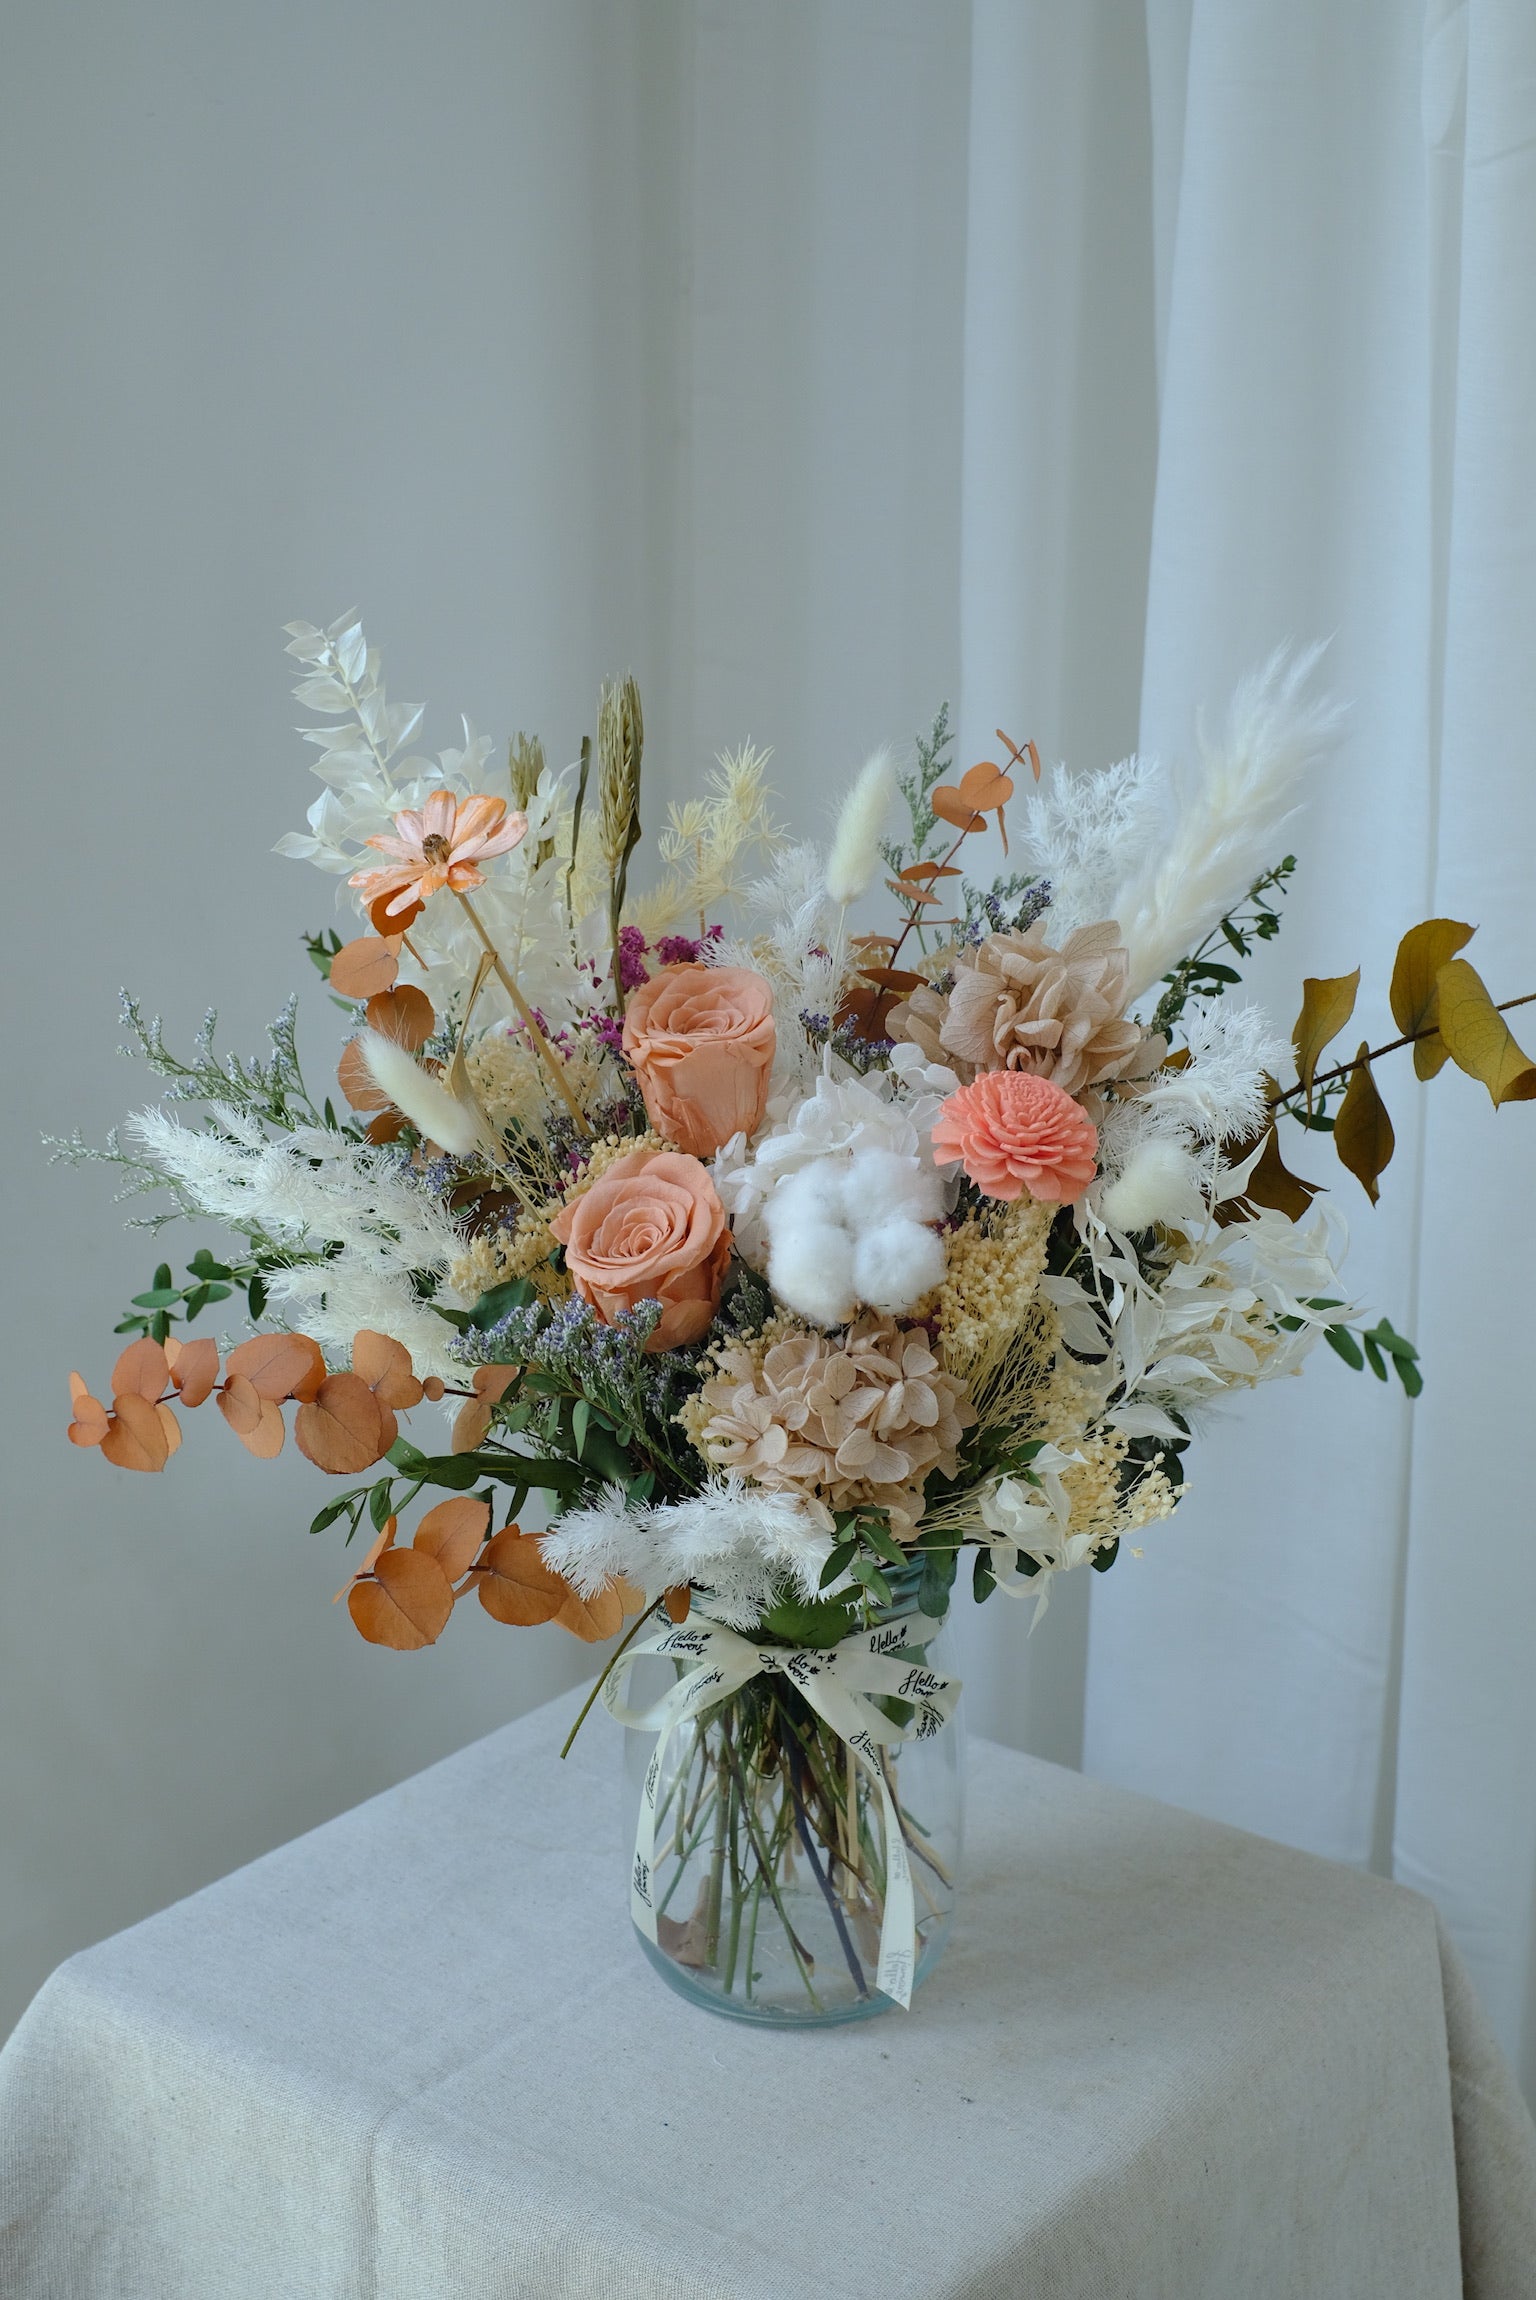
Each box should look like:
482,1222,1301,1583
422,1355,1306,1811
3,1688,1534,2298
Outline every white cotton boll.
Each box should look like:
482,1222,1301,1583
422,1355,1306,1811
759,1143,947,1322
772,1160,845,1224
852,1219,947,1315
768,1219,858,1328
766,1168,859,1324
1098,1137,1207,1234
360,1031,488,1158
840,1147,945,1229
824,747,897,906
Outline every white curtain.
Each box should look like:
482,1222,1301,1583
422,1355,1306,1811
962,0,1536,2098
8,1,1535,2095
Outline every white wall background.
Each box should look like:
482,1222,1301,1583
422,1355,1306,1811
4,0,1534,2110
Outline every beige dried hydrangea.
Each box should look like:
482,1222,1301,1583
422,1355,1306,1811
687,1313,973,1538
447,1128,670,1308
890,921,1154,1097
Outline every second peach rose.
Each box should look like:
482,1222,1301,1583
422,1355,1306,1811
621,964,776,1156
549,1149,731,1351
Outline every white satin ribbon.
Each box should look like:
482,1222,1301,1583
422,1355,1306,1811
603,1612,958,2008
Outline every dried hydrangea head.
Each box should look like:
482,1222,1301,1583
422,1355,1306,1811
890,921,1147,1098
692,1313,973,1539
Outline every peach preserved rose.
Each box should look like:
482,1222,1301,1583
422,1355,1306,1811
550,1148,731,1351
621,964,776,1157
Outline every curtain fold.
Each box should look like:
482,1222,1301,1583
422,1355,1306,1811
951,0,1158,1761
1392,0,1536,2097
1063,0,1536,2097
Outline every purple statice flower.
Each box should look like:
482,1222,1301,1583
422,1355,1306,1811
797,1008,893,1077
584,1011,625,1057
653,923,723,968
960,876,1053,945
617,925,651,992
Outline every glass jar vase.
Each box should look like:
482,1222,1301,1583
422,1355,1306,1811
618,1568,963,2026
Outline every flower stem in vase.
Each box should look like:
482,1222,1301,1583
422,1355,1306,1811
719,1712,823,2011
788,1741,869,2000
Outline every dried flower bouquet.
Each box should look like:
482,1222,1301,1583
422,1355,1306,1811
58,617,1536,2014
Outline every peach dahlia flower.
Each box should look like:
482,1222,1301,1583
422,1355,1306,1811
349,790,528,920
931,1071,1098,1204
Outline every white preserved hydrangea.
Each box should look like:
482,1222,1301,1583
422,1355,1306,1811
712,1047,961,1325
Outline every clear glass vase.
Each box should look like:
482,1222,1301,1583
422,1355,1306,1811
620,1571,963,2026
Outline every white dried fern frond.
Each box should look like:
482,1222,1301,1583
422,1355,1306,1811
712,843,839,1093
541,1478,835,1628
125,1106,467,1375
1017,752,1166,938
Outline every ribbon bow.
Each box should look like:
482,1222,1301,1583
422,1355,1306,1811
604,1612,959,2007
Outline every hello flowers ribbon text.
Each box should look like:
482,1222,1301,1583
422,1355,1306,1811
602,1612,959,2007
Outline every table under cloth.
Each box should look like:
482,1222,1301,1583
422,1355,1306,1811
3,1690,1535,2300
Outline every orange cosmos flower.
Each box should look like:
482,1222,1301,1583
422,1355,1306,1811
349,791,528,920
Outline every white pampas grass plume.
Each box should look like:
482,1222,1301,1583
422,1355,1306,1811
360,1032,490,1158
1110,646,1344,1002
824,747,896,906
